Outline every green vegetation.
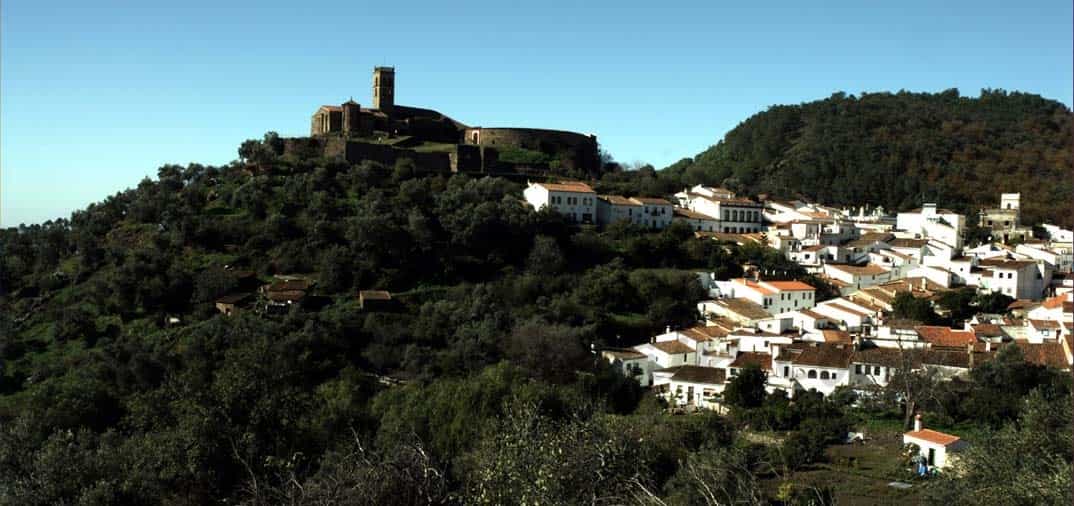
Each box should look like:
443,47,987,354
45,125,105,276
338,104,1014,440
2,88,1073,503
663,89,1074,228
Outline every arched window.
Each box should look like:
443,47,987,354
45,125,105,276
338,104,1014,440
807,370,817,379
820,371,830,380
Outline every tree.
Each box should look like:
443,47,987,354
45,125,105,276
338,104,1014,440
526,235,566,275
891,292,940,324
927,389,1072,505
724,365,767,409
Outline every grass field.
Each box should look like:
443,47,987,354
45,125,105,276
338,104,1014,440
765,429,930,505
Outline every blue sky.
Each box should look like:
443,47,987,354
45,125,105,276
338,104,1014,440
2,0,1071,227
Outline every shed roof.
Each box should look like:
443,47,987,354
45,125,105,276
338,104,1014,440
905,429,961,446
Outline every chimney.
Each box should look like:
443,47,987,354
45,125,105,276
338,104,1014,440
914,413,923,432
920,278,927,291
666,325,671,334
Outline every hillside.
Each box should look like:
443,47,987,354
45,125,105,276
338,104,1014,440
664,89,1074,228
1,94,1071,504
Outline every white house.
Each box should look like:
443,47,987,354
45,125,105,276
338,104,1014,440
903,415,967,470
672,208,721,232
713,278,817,315
653,365,727,410
698,298,772,325
895,203,965,250
684,192,765,234
810,299,876,332
1042,224,1073,244
602,348,653,386
633,340,696,367
770,343,854,396
823,263,892,292
523,181,597,224
1016,243,1071,274
632,197,674,230
974,258,1047,300
595,195,642,227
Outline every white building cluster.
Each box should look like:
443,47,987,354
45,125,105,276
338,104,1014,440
583,187,1073,411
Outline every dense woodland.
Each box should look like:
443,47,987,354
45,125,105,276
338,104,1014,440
1,90,1072,504
664,89,1074,228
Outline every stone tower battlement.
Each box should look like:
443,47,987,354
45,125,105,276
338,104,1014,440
372,67,395,112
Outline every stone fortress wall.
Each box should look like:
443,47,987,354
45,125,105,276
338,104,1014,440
293,67,601,175
462,127,598,172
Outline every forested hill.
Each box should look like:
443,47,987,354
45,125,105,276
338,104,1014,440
664,89,1074,228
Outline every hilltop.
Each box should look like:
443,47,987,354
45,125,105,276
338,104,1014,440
663,89,1074,228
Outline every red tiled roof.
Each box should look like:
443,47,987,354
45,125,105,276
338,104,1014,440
790,344,854,369
681,325,729,341
714,298,772,320
765,280,815,291
670,365,727,385
598,194,641,206
1007,299,1038,310
651,341,694,354
1011,341,1069,370
1029,319,1060,330
734,278,776,295
537,181,596,193
821,330,852,344
729,352,772,370
1041,294,1068,309
674,208,718,220
905,429,961,446
828,264,890,276
631,196,672,206
971,324,1007,339
915,326,977,348
602,348,648,360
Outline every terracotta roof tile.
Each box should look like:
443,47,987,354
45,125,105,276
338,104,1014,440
651,341,694,354
790,344,854,369
670,365,727,384
905,429,961,446
1012,341,1069,369
729,352,772,370
536,181,595,193
765,280,816,291
915,326,977,348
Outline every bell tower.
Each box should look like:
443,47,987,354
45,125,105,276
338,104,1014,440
372,66,395,112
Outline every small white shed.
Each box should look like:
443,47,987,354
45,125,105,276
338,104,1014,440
902,415,967,470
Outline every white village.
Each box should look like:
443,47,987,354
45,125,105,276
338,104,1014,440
525,181,1073,472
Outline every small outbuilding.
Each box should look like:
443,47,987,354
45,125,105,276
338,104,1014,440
359,290,394,310
902,414,967,471
215,293,253,316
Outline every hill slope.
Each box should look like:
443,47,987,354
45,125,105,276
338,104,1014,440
664,89,1073,227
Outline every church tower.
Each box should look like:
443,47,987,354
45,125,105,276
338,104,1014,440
372,66,395,112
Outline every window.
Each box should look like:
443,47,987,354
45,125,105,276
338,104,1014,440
783,366,789,377
855,364,862,374
820,371,830,380
874,366,881,375
730,368,738,376
807,370,817,379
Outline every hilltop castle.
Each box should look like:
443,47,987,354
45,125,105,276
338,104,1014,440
292,67,600,174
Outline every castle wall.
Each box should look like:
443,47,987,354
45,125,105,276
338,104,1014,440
463,127,599,173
